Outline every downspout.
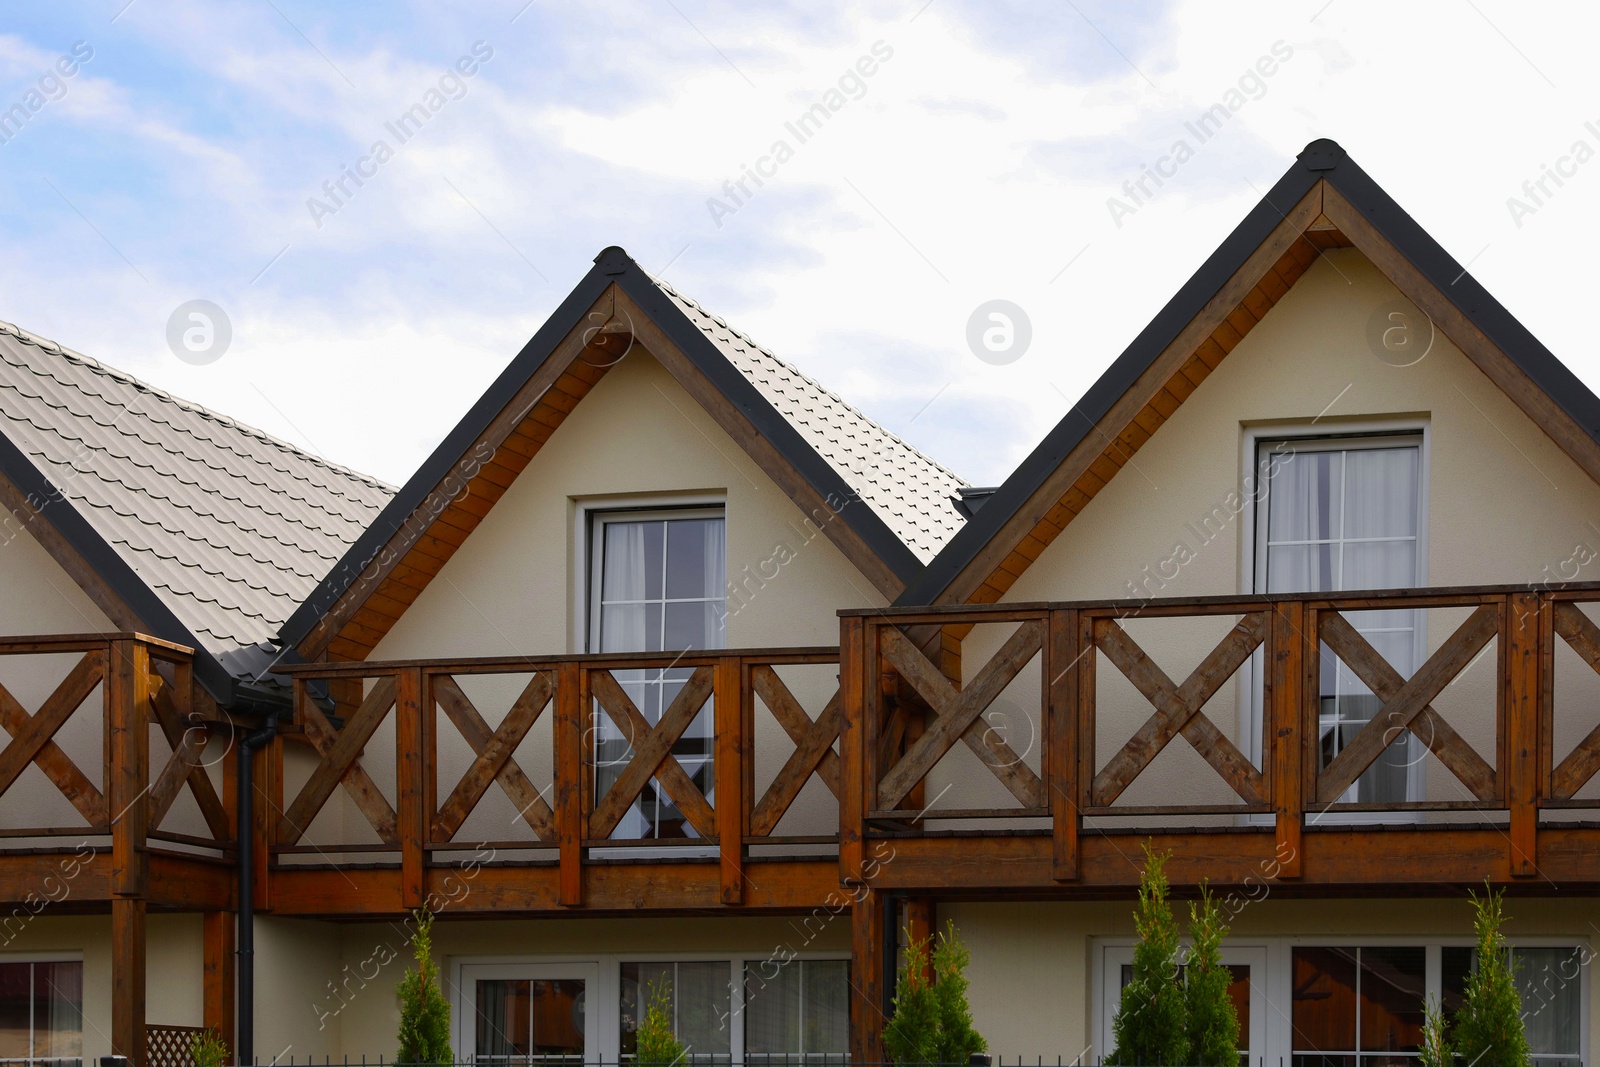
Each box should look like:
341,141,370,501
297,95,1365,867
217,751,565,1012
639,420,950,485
236,710,278,1066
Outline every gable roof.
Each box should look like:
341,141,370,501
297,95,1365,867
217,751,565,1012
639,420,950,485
277,247,965,663
0,319,394,700
897,138,1600,608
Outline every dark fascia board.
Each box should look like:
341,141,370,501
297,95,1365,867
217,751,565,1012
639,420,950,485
898,137,1600,608
0,430,238,704
276,246,926,658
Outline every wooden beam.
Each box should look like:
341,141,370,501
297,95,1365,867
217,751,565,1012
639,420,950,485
112,896,146,1067
714,657,745,905
1269,601,1305,878
1046,608,1080,881
1504,593,1541,877
849,887,887,1064
202,911,235,1051
554,662,584,907
397,667,426,909
432,673,555,842
108,639,149,898
838,617,868,882
904,897,935,984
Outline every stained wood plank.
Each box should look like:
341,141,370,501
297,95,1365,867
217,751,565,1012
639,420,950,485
432,673,555,841
839,617,868,880
554,662,583,906
1504,593,1541,876
1270,601,1305,878
111,897,146,1066
0,671,107,827
1091,613,1267,806
278,677,398,845
149,674,230,841
749,669,841,836
876,621,1046,809
1316,606,1500,802
1551,602,1600,797
108,639,150,898
1046,608,1080,881
0,650,105,800
397,667,426,909
714,658,744,905
588,667,716,839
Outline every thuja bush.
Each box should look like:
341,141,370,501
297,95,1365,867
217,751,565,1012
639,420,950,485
396,909,452,1066
1184,887,1238,1067
634,978,686,1067
1452,885,1531,1067
884,920,987,1064
1107,844,1189,1067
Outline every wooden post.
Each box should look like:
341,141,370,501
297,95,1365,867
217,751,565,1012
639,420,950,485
252,737,281,913
555,662,584,906
904,897,936,983
202,911,236,1050
839,617,867,882
1269,602,1305,878
849,887,887,1064
112,897,146,1067
108,639,150,898
397,668,427,909
714,656,746,905
1505,592,1541,877
1047,608,1080,881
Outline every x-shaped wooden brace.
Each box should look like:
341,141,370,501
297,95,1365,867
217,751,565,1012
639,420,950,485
878,620,1046,811
433,673,555,842
749,667,841,836
1552,602,1600,797
1092,612,1268,807
0,650,109,828
146,666,230,840
1316,604,1499,804
588,666,717,839
281,676,399,845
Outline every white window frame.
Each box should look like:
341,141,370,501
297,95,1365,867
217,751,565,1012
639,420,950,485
451,950,850,1066
1235,420,1431,825
1094,941,1268,1066
1093,934,1589,1067
0,954,86,1067
571,494,728,656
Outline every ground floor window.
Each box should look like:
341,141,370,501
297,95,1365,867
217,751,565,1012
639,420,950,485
1098,939,1587,1067
0,961,82,1067
459,955,849,1064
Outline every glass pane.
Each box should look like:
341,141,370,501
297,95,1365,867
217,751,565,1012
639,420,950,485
0,964,30,1061
1342,542,1417,594
530,979,586,1058
477,979,533,1060
621,962,671,1057
1515,949,1582,1057
1225,964,1251,1056
665,519,725,600
32,962,81,1061
600,604,658,655
1343,449,1418,539
664,601,720,653
1440,947,1472,1017
674,962,732,1057
1293,948,1358,1053
745,960,802,1057
802,961,850,1056
1267,450,1342,542
1358,947,1425,1052
604,521,665,601
1268,544,1335,594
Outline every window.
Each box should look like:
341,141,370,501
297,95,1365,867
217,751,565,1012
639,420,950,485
1115,963,1252,1065
1099,945,1266,1065
1255,435,1425,805
743,959,850,1063
1443,947,1583,1067
468,964,596,1065
620,961,732,1062
0,961,81,1066
588,507,727,839
1292,946,1426,1067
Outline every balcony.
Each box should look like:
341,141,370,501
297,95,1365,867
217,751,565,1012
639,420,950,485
260,583,1600,916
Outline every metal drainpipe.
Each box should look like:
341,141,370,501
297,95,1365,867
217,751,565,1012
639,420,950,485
236,711,277,1066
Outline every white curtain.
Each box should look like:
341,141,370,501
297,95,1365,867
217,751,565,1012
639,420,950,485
600,521,651,654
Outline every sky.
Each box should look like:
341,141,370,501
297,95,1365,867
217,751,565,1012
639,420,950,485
0,0,1596,491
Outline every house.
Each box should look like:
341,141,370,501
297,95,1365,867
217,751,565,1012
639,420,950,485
0,138,1594,1067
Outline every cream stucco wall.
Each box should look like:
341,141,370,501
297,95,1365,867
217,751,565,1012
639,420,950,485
944,247,1600,818
946,897,1599,1062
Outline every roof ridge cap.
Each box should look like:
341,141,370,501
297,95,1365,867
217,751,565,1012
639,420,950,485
648,278,969,487
0,317,396,493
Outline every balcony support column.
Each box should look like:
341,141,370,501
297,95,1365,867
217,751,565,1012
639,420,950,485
849,885,888,1064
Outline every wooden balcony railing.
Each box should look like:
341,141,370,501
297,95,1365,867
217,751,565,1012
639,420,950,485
0,632,231,865
841,583,1600,891
273,647,840,908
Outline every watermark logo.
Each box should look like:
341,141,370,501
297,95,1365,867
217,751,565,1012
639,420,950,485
166,300,232,365
966,299,1031,365
1364,297,1434,368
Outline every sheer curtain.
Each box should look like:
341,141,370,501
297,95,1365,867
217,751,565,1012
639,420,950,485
1262,441,1421,805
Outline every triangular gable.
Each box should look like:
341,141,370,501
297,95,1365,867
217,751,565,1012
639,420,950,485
898,138,1600,609
279,246,961,663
